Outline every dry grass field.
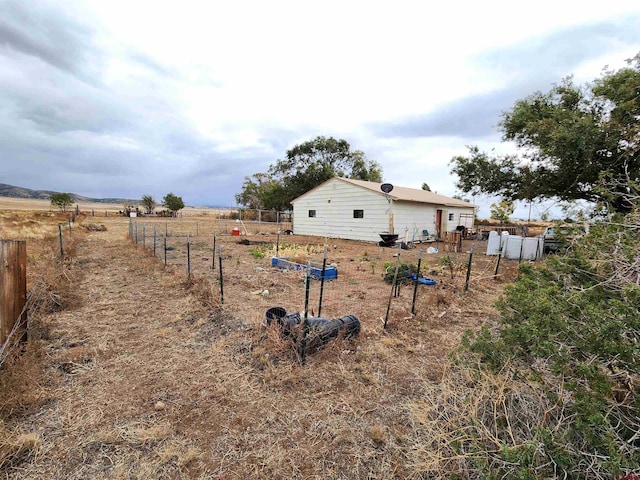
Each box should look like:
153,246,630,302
0,199,526,479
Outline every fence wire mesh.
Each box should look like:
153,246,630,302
0,275,47,369
128,218,516,329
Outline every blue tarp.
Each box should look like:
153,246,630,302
409,274,436,285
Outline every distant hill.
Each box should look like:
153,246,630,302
0,183,136,205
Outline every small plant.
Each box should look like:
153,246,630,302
383,262,417,285
439,254,460,279
249,247,265,259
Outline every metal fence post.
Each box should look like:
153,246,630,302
464,244,474,292
58,225,64,257
494,250,502,278
411,250,423,315
300,263,311,365
318,247,328,317
187,235,191,278
218,245,224,304
384,243,402,329
212,234,216,271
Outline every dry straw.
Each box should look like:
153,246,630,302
1,207,525,478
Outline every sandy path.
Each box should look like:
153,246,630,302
16,231,229,479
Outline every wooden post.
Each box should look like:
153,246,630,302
0,240,27,348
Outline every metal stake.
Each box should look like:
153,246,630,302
464,244,474,292
384,243,402,328
318,247,328,317
301,263,311,364
218,245,224,304
411,250,423,315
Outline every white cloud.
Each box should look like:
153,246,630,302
0,0,638,213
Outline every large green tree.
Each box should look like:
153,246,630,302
162,193,184,216
236,136,383,210
50,192,73,212
235,173,282,210
450,54,640,214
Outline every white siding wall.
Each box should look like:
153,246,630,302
292,180,391,242
391,202,437,242
443,207,476,231
292,179,476,243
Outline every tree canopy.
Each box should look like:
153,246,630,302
235,173,281,211
162,193,184,216
236,136,383,211
141,194,156,214
50,192,73,212
450,53,640,214
489,199,515,223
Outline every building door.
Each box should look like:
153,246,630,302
436,209,442,240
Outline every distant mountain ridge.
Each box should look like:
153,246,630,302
0,183,136,205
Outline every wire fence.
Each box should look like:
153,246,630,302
0,276,47,369
127,218,519,336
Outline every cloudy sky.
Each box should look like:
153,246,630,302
1,0,639,218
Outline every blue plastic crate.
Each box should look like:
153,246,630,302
271,257,338,280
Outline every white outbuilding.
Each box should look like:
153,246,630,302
290,177,476,243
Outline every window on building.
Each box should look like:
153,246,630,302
308,210,316,218
448,213,454,221
353,209,364,219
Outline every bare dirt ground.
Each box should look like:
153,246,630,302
0,206,524,479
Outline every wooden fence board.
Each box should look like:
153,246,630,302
0,240,27,348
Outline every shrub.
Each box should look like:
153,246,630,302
460,210,640,476
411,205,640,478
383,262,417,285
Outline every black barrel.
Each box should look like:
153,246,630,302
264,306,287,326
278,312,361,350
